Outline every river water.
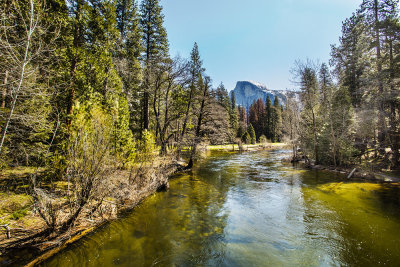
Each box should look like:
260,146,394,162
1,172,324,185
43,149,400,266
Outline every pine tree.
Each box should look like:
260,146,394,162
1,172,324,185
237,105,247,138
381,9,400,168
64,0,90,124
181,43,203,138
231,93,237,111
331,13,368,107
248,99,265,138
330,87,355,165
358,0,398,151
229,93,238,133
139,0,169,131
319,63,332,105
318,63,338,166
272,96,282,142
215,82,230,108
115,0,142,135
295,61,321,164
242,131,251,145
265,97,273,140
248,124,256,144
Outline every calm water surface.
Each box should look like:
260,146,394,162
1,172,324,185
43,150,400,266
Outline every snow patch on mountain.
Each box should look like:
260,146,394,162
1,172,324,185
230,81,298,109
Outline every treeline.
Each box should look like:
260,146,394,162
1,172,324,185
235,96,284,145
288,0,400,169
0,0,239,170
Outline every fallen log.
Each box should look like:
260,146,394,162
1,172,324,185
347,168,357,179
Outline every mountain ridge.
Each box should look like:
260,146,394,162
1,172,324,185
230,81,298,109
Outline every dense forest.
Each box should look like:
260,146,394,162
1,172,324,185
0,0,241,168
0,0,244,243
245,0,400,171
282,0,400,170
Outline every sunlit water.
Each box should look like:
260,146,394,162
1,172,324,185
42,150,400,266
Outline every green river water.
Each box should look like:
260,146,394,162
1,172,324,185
42,149,400,266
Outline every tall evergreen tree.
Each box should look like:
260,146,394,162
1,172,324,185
115,0,142,135
249,99,265,139
139,0,169,131
181,42,203,138
248,124,256,144
215,82,230,108
272,96,282,142
331,13,368,107
359,0,397,150
265,97,273,140
296,61,321,164
229,93,238,134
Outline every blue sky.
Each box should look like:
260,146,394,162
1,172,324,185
162,0,361,91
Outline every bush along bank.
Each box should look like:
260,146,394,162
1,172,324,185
0,155,183,266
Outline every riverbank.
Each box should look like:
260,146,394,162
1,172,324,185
288,158,400,183
0,156,183,266
206,142,287,152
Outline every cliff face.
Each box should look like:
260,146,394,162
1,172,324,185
230,81,294,109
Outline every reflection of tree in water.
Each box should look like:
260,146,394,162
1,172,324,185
43,165,232,267
169,162,234,266
301,182,400,266
374,184,400,217
115,154,235,266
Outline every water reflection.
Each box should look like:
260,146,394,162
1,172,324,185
43,150,400,266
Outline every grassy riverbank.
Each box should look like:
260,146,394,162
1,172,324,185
207,142,287,151
0,156,181,266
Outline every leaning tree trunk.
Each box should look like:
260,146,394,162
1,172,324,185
0,0,36,155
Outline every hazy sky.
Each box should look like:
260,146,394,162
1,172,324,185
162,0,361,91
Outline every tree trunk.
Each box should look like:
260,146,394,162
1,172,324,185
312,109,319,165
1,70,8,108
67,0,83,126
374,0,386,153
186,80,207,169
388,37,399,169
0,0,35,154
143,91,149,130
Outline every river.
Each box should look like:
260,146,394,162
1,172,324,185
42,149,400,266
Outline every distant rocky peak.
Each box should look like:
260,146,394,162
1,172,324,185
230,81,288,109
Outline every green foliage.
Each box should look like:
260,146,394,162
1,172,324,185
11,208,28,220
242,132,251,145
259,135,267,144
140,0,169,63
115,0,143,136
137,129,156,162
248,124,256,144
237,124,245,139
69,99,113,153
1,72,53,166
272,96,283,142
109,94,137,167
265,97,273,140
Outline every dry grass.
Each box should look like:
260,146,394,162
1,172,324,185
207,142,287,151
